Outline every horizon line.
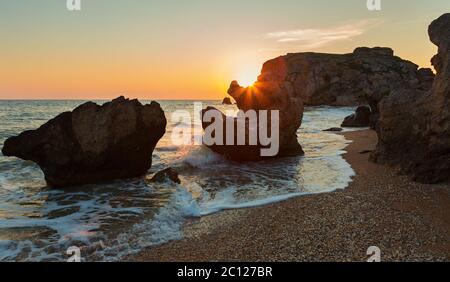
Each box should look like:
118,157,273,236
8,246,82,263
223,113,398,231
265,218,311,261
0,98,223,101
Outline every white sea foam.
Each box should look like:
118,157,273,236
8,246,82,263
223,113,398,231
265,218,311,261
94,184,202,261
177,145,225,168
0,101,361,261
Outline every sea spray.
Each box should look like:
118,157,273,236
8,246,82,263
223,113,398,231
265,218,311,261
0,100,360,261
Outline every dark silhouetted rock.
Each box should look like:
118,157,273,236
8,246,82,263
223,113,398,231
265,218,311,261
227,80,304,159
257,47,434,106
149,168,181,184
2,96,167,187
417,68,435,90
341,106,372,127
222,97,233,105
353,47,394,56
323,127,343,132
201,77,304,161
371,13,450,184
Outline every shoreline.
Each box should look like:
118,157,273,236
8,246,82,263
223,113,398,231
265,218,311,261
131,130,450,262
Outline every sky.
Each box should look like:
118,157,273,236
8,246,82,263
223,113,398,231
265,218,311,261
0,0,448,100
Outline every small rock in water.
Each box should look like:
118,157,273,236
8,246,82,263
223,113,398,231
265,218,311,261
323,127,343,132
150,168,181,184
341,106,372,127
222,97,233,105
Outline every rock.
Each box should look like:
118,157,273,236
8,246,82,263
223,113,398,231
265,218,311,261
341,106,372,127
371,89,427,165
258,47,433,106
353,47,394,57
205,46,435,161
371,13,450,184
201,78,304,161
228,80,304,158
222,97,233,105
323,127,343,132
1,96,167,187
149,168,181,184
417,68,435,90
201,106,267,161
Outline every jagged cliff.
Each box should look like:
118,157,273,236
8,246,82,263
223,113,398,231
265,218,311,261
371,13,450,184
256,47,433,106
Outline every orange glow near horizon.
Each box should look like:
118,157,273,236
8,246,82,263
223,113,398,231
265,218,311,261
0,1,446,100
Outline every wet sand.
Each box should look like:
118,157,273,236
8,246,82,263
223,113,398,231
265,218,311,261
132,130,450,262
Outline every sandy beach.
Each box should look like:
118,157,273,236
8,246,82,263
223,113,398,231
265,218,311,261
132,130,450,262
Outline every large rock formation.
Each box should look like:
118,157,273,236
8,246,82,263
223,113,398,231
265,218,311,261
371,13,450,184
228,80,304,157
258,47,434,106
201,78,304,161
2,97,167,187
203,46,435,161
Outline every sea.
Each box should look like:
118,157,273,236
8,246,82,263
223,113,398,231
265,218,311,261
0,100,363,261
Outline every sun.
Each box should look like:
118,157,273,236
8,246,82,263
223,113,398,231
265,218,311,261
235,66,260,87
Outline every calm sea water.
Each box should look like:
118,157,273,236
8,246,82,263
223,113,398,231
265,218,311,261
0,100,360,261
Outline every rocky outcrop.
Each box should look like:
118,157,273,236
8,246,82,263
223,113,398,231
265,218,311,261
149,168,181,184
222,97,233,105
201,78,304,161
371,13,450,184
227,80,304,159
341,106,372,127
2,97,167,187
257,47,434,106
323,127,343,132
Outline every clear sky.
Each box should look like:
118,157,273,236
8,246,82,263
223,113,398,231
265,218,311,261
0,0,448,100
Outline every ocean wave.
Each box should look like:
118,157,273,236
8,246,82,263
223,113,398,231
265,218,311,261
93,183,201,261
176,146,226,168
0,102,360,261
